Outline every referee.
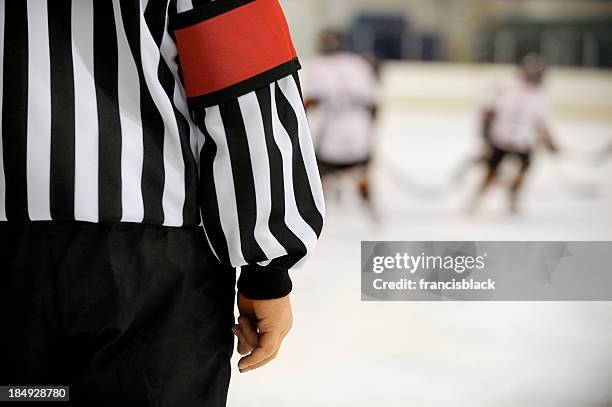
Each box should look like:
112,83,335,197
0,0,324,405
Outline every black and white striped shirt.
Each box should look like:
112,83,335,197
0,0,325,296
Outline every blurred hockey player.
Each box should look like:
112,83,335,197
469,53,559,213
304,30,379,216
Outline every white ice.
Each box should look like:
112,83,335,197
228,73,612,407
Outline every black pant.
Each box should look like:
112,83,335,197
487,146,532,172
0,221,236,406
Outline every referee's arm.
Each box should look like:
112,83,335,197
170,0,325,371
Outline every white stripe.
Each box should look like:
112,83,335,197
0,1,6,221
238,92,287,259
176,0,194,13
72,0,99,222
269,83,319,251
26,0,52,220
139,7,185,226
159,15,200,165
113,0,144,222
277,75,326,217
160,7,203,226
204,106,246,267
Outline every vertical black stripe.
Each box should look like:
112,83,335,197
274,83,324,234
119,2,165,224
159,65,199,225
219,100,267,263
168,0,178,16
48,0,76,220
151,2,199,226
2,1,29,220
195,109,231,265
255,86,306,259
292,71,303,100
167,0,185,90
94,0,122,221
144,0,167,47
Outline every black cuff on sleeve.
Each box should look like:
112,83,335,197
237,264,292,300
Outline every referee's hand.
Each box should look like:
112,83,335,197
232,294,293,373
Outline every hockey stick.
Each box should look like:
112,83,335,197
376,154,447,200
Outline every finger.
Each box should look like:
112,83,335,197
237,332,280,371
231,325,253,355
239,351,278,373
237,316,259,348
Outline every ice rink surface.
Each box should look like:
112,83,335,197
228,108,612,406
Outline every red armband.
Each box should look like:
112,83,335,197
170,0,300,108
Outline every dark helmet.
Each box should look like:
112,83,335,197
520,53,547,85
319,29,344,54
